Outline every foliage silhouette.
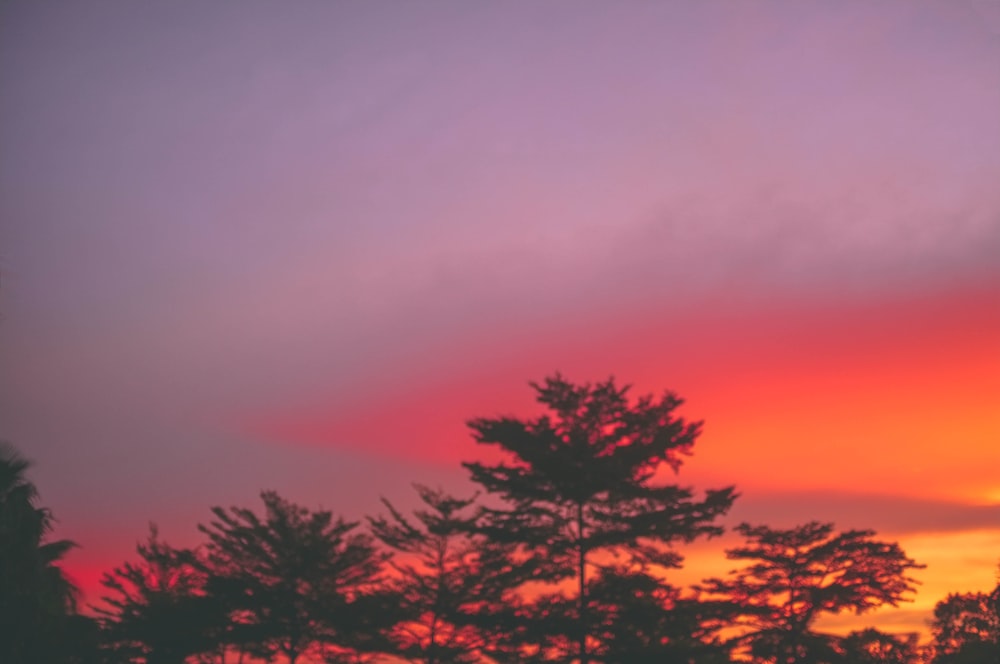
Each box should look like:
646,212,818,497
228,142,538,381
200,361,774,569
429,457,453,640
454,536,548,663
836,628,921,664
463,374,736,663
0,441,91,663
586,566,732,663
928,590,999,663
95,525,220,664
198,490,389,663
368,485,486,663
702,521,924,664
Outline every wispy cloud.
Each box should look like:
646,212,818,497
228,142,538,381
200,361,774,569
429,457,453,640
729,490,1000,535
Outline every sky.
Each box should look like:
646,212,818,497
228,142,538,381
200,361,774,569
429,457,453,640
2,0,999,639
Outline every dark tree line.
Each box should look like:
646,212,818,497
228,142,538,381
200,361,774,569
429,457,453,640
2,375,998,663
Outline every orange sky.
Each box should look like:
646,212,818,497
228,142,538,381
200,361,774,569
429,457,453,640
255,283,1000,498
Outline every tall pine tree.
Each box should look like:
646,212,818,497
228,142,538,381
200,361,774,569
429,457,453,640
368,485,484,663
198,491,388,663
463,374,736,663
95,526,220,664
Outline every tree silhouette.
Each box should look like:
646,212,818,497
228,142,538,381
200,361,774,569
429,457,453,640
928,591,999,663
95,525,220,664
464,374,736,663
456,536,548,663
836,628,920,664
198,490,388,664
0,441,86,663
368,485,484,663
702,521,923,664
586,566,732,663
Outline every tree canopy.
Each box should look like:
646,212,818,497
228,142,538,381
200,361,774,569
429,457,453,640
464,374,737,663
197,491,389,663
929,589,1000,663
368,485,485,663
95,526,219,664
837,628,921,664
703,521,925,664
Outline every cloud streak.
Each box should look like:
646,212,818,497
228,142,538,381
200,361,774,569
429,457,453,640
729,490,1000,536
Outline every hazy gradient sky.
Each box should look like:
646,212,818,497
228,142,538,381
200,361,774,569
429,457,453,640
2,0,999,636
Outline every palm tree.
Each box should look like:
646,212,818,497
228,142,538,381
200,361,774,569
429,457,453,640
0,441,81,662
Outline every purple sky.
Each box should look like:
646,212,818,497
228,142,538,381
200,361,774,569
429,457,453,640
2,1,999,629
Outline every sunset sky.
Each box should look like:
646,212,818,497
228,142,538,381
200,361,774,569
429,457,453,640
2,0,999,638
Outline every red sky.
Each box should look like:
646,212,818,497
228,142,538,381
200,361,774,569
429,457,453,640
2,0,999,641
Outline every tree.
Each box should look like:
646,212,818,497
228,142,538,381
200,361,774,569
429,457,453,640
836,628,920,664
198,490,387,664
455,536,548,664
586,567,733,663
702,522,924,664
368,485,485,663
464,374,736,663
0,441,87,663
928,591,999,664
95,525,221,664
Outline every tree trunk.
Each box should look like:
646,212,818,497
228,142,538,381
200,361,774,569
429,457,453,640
429,538,445,664
577,501,588,664
429,614,438,664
